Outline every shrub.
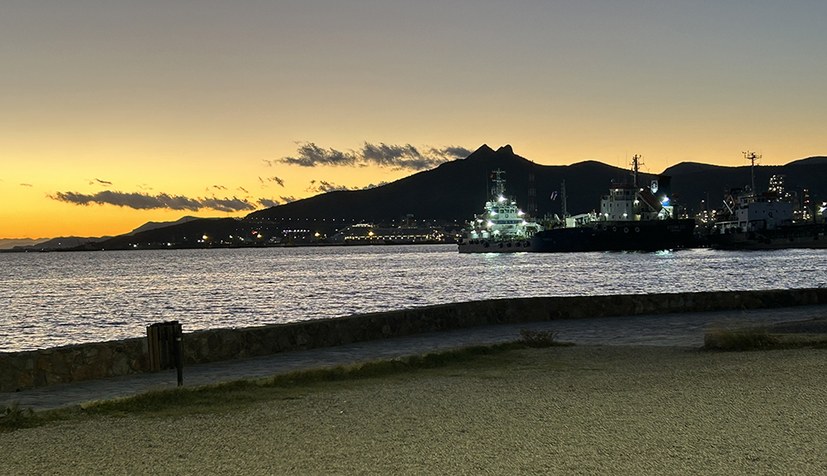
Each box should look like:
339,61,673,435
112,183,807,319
519,329,559,348
0,403,36,432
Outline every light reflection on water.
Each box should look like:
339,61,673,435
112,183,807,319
1,245,825,351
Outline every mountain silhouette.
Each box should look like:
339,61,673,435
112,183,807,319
246,144,649,223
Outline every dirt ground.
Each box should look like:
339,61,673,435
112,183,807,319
2,345,826,475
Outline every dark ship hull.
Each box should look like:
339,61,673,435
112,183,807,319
530,219,697,252
710,223,827,250
457,238,534,253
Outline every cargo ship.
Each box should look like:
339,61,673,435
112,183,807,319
530,155,697,252
710,152,827,250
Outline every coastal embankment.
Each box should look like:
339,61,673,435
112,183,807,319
2,287,827,392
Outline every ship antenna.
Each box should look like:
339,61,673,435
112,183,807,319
743,151,761,194
561,180,568,217
631,154,643,188
491,169,506,198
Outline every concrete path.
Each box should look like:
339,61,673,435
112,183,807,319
2,305,826,412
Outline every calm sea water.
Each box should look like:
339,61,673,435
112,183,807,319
1,245,826,352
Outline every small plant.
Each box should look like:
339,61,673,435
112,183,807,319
704,328,778,351
0,403,36,432
519,329,559,348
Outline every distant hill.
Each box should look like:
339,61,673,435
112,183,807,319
93,218,263,250
128,216,200,235
11,236,110,251
246,144,653,224
0,238,44,250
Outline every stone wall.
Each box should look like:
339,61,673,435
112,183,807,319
3,288,827,392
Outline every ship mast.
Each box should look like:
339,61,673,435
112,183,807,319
743,151,761,194
490,169,506,199
631,154,643,188
561,180,568,217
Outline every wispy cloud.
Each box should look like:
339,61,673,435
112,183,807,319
50,190,256,212
280,195,297,203
211,185,227,191
282,143,357,167
278,142,471,171
258,198,280,208
307,180,350,193
20,183,33,187
259,176,285,187
89,178,113,186
362,181,390,189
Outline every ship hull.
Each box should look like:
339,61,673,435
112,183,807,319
457,239,534,253
530,219,697,252
710,223,827,250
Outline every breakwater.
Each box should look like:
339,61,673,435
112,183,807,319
3,288,827,393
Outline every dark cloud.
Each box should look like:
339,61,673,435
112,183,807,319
200,197,255,213
307,180,350,193
20,183,33,187
278,141,470,171
281,142,356,167
50,190,256,212
258,198,280,208
362,181,390,190
237,186,249,194
279,195,297,203
260,176,285,187
211,185,227,191
95,178,113,186
430,146,472,161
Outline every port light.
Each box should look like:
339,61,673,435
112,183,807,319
498,195,506,203
661,196,671,206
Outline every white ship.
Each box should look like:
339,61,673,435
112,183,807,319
458,170,543,253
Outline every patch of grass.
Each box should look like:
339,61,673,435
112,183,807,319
704,328,780,351
519,328,568,348
0,403,38,432
8,342,532,431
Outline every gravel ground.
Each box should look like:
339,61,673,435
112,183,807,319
2,345,826,475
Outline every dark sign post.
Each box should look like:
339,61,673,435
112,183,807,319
147,321,184,386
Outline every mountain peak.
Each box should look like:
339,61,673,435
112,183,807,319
496,144,514,155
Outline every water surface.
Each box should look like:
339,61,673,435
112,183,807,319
1,245,825,351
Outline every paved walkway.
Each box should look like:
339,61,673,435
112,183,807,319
2,305,826,412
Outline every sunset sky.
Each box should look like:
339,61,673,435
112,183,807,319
2,1,826,239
